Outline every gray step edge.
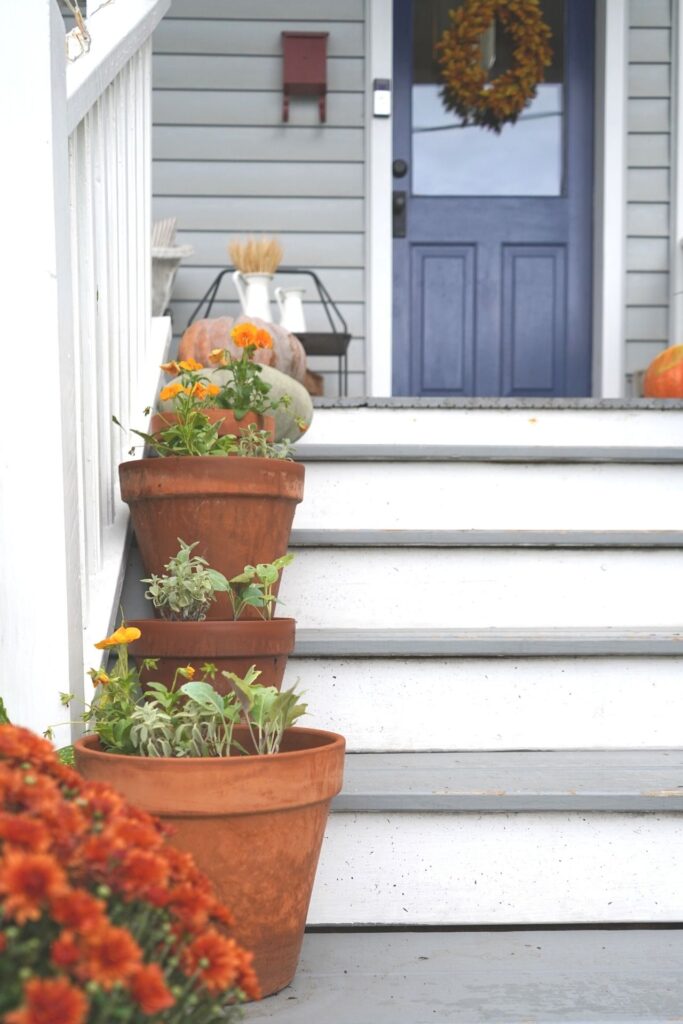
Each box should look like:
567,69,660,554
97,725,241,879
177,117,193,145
332,750,683,813
293,628,683,658
294,444,683,463
289,529,683,549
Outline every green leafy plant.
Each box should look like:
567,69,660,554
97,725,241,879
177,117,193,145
142,538,230,621
207,321,291,420
225,554,294,621
227,666,307,755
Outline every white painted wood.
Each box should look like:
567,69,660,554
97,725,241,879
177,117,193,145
309,812,683,924
292,461,683,530
279,548,683,628
594,0,628,397
366,0,393,397
0,0,83,742
302,406,683,447
292,656,683,751
67,0,170,131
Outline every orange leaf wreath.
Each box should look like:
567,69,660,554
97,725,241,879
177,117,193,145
436,0,553,133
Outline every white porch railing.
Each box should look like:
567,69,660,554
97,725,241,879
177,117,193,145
0,0,169,738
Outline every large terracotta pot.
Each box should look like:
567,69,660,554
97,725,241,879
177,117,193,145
74,728,345,997
119,457,304,620
127,617,296,691
150,409,275,442
643,344,683,397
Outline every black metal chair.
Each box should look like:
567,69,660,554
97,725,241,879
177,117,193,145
187,266,352,396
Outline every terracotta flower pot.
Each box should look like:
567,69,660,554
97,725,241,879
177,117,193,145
151,409,275,442
126,617,296,691
119,456,304,620
74,728,345,997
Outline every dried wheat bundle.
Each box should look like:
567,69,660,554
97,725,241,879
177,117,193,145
229,236,283,274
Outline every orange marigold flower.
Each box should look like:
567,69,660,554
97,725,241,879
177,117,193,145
94,626,141,650
184,929,242,994
5,977,88,1024
160,360,180,375
115,849,170,898
0,850,68,924
177,358,203,372
159,381,184,402
51,889,106,933
230,323,259,349
130,963,175,1015
189,382,209,401
81,925,142,990
208,348,228,366
51,929,82,969
0,813,51,852
254,328,273,350
92,670,110,687
206,383,221,397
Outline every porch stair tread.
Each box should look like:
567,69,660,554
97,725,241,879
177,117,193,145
293,627,683,657
293,444,683,463
289,528,683,548
245,928,683,1023
332,750,683,812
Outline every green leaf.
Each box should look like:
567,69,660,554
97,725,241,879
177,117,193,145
180,681,225,713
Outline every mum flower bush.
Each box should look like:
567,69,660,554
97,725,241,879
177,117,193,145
0,724,259,1024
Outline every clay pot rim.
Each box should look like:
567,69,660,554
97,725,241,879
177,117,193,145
119,455,303,471
127,616,296,629
75,727,345,768
126,617,296,656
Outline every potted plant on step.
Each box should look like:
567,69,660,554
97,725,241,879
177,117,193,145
71,628,345,998
117,324,305,606
0,722,259,1021
126,539,296,690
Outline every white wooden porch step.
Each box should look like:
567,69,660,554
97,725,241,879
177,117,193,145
290,529,683,548
307,751,683,925
279,548,683,628
246,928,683,1022
295,444,683,463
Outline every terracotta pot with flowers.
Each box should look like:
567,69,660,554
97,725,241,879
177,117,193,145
126,539,296,691
0,721,259,1024
118,324,305,618
71,628,345,998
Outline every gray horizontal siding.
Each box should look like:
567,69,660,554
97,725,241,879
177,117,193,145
626,0,673,385
153,2,367,396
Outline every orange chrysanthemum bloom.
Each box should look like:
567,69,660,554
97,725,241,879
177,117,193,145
51,890,106,933
81,925,142,989
159,381,184,402
184,929,242,993
254,328,273,350
5,977,88,1024
0,814,51,852
115,849,170,899
0,850,68,924
94,626,141,650
130,963,176,1015
230,323,259,349
51,930,82,969
208,348,228,366
177,358,203,372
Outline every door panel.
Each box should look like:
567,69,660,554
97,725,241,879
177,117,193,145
392,0,594,397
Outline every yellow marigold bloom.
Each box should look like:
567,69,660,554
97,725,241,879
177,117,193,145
184,665,195,679
160,360,180,375
206,384,221,397
208,348,228,366
177,358,203,372
231,323,259,349
94,626,142,650
254,328,273,350
93,671,110,687
159,382,183,402
190,382,209,400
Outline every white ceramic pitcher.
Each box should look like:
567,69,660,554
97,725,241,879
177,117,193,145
232,271,274,322
274,287,307,334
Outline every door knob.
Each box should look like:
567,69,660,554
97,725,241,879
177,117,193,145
393,158,408,178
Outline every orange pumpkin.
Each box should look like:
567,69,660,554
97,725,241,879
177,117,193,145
179,316,307,383
643,345,683,398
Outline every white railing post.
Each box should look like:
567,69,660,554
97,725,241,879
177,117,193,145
0,0,85,739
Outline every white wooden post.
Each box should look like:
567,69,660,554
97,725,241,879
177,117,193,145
0,0,85,739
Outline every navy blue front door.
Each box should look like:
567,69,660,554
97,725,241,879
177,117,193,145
392,0,594,396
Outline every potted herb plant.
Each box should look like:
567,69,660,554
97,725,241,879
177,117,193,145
117,325,305,592
72,629,345,998
0,722,260,1022
126,539,296,689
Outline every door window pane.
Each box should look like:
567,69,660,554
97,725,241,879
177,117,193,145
411,0,565,196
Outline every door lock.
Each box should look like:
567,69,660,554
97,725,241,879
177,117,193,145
393,190,407,238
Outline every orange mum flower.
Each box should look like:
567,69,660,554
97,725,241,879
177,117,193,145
235,946,261,1001
208,348,228,366
51,889,106,933
184,929,242,993
177,358,203,372
81,924,142,989
230,323,259,349
0,850,67,924
0,813,51,852
116,849,170,898
94,626,141,649
130,963,176,1015
5,977,88,1024
159,381,184,402
51,930,82,969
254,328,273,350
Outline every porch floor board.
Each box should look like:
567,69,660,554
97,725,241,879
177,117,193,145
245,928,683,1023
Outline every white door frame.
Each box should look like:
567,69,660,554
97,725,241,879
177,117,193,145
364,0,628,398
